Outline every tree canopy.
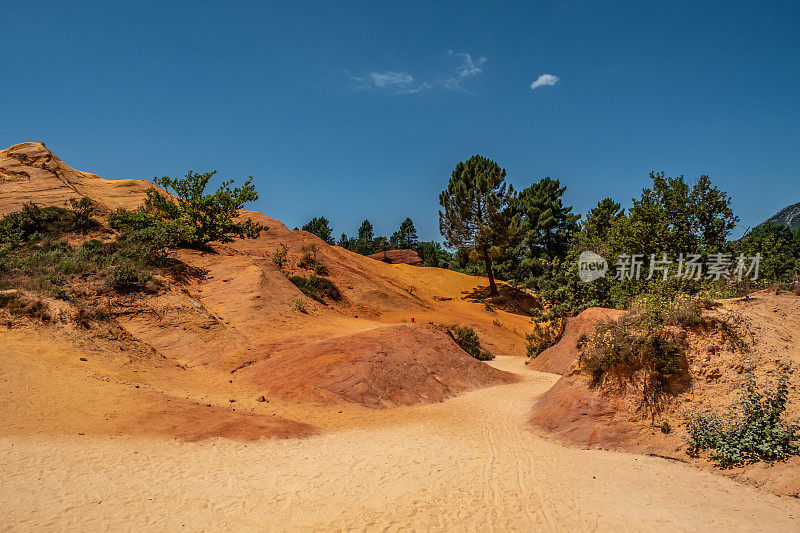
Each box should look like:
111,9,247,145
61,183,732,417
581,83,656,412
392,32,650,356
391,218,418,249
302,217,334,244
439,155,518,295
145,170,264,247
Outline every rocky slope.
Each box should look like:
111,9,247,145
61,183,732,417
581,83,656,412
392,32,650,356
762,201,800,231
0,142,533,441
0,142,154,215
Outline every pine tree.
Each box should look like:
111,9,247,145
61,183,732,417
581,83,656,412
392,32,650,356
584,198,624,242
353,219,375,254
439,155,518,296
301,217,334,244
499,177,578,286
390,218,418,249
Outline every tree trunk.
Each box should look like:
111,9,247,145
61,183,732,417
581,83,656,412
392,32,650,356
482,247,498,296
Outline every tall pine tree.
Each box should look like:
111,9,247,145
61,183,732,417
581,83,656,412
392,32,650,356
439,155,518,296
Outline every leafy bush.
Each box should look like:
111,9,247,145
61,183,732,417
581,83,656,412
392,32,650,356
293,298,307,313
447,324,493,361
580,294,688,414
0,203,75,249
110,208,198,264
297,244,330,275
525,318,563,359
66,197,98,232
144,170,265,247
110,263,150,292
288,275,341,303
109,208,161,232
686,366,799,467
298,252,315,270
0,240,94,292
629,293,708,328
272,243,288,269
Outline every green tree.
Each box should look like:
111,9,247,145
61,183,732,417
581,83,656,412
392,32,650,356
337,233,353,250
374,235,391,254
390,218,419,249
739,224,800,283
500,177,578,286
439,155,518,296
145,170,264,247
353,219,375,254
515,178,578,259
358,219,374,242
302,217,334,244
584,198,624,243
416,241,453,268
691,174,739,251
66,197,98,232
618,172,739,256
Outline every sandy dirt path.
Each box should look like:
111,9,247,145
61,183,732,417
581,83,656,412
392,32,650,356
2,357,799,532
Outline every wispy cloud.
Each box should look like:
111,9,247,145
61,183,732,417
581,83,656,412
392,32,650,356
530,74,560,90
351,51,487,94
369,71,414,89
442,50,487,90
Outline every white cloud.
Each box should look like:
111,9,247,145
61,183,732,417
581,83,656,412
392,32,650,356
352,51,487,94
369,71,414,88
530,74,560,90
448,50,487,80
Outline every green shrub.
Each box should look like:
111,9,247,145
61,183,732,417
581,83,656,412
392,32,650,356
288,275,341,302
1,240,93,283
145,170,265,247
109,208,161,232
297,244,330,275
65,197,98,232
110,208,196,263
580,295,688,415
110,263,150,292
525,319,563,359
447,324,493,361
272,243,288,269
0,203,74,247
298,252,315,270
686,366,799,467
629,293,708,328
293,298,307,313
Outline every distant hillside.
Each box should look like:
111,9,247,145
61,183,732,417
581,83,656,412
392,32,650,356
762,201,800,231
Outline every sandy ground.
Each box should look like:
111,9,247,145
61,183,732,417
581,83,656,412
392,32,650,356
3,357,799,532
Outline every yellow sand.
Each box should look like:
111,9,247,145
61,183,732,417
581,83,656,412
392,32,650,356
2,357,798,532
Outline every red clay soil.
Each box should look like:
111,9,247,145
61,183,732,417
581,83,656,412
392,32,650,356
0,141,531,441
122,400,318,441
530,307,624,375
528,292,800,496
528,307,637,447
529,372,644,448
239,323,517,408
368,249,425,266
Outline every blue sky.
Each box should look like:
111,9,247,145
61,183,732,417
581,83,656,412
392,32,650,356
2,1,798,241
